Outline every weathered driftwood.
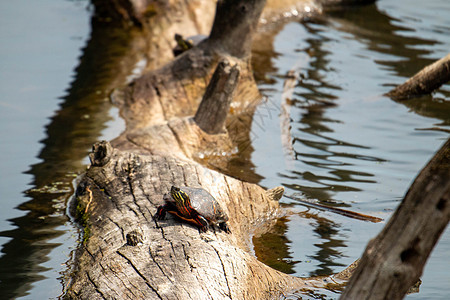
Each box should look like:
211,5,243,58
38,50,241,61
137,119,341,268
68,138,354,299
66,57,347,297
387,53,450,100
68,140,284,298
340,138,450,299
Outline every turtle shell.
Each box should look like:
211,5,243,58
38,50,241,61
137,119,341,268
164,186,228,224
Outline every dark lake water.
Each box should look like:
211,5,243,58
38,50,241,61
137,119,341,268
0,0,448,299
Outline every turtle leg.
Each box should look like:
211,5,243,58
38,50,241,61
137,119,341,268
219,222,231,234
195,215,210,232
155,205,167,220
155,202,177,220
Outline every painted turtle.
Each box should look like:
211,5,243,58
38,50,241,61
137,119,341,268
156,186,231,233
173,34,207,56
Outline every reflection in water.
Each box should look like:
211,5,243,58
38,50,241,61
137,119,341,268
253,210,347,277
0,191,67,299
300,211,346,276
0,24,139,298
328,4,438,79
253,216,297,274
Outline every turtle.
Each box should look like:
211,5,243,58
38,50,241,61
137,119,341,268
156,185,231,233
173,33,207,56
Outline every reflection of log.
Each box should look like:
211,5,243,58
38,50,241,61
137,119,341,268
341,138,450,300
387,54,450,100
280,69,298,161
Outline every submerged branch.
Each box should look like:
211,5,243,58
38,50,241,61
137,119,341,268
387,53,450,100
284,194,383,223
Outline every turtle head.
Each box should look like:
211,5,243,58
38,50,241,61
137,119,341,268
170,186,191,208
174,33,183,42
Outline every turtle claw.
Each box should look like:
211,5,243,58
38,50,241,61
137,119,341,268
219,222,231,234
199,225,208,233
196,215,209,233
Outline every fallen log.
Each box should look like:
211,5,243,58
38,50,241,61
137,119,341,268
67,141,295,299
340,138,450,299
387,53,450,100
68,139,355,298
65,55,355,298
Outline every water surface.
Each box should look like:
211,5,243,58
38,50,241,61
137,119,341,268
0,1,129,298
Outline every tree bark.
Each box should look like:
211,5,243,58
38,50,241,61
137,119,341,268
387,54,450,100
340,138,450,300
